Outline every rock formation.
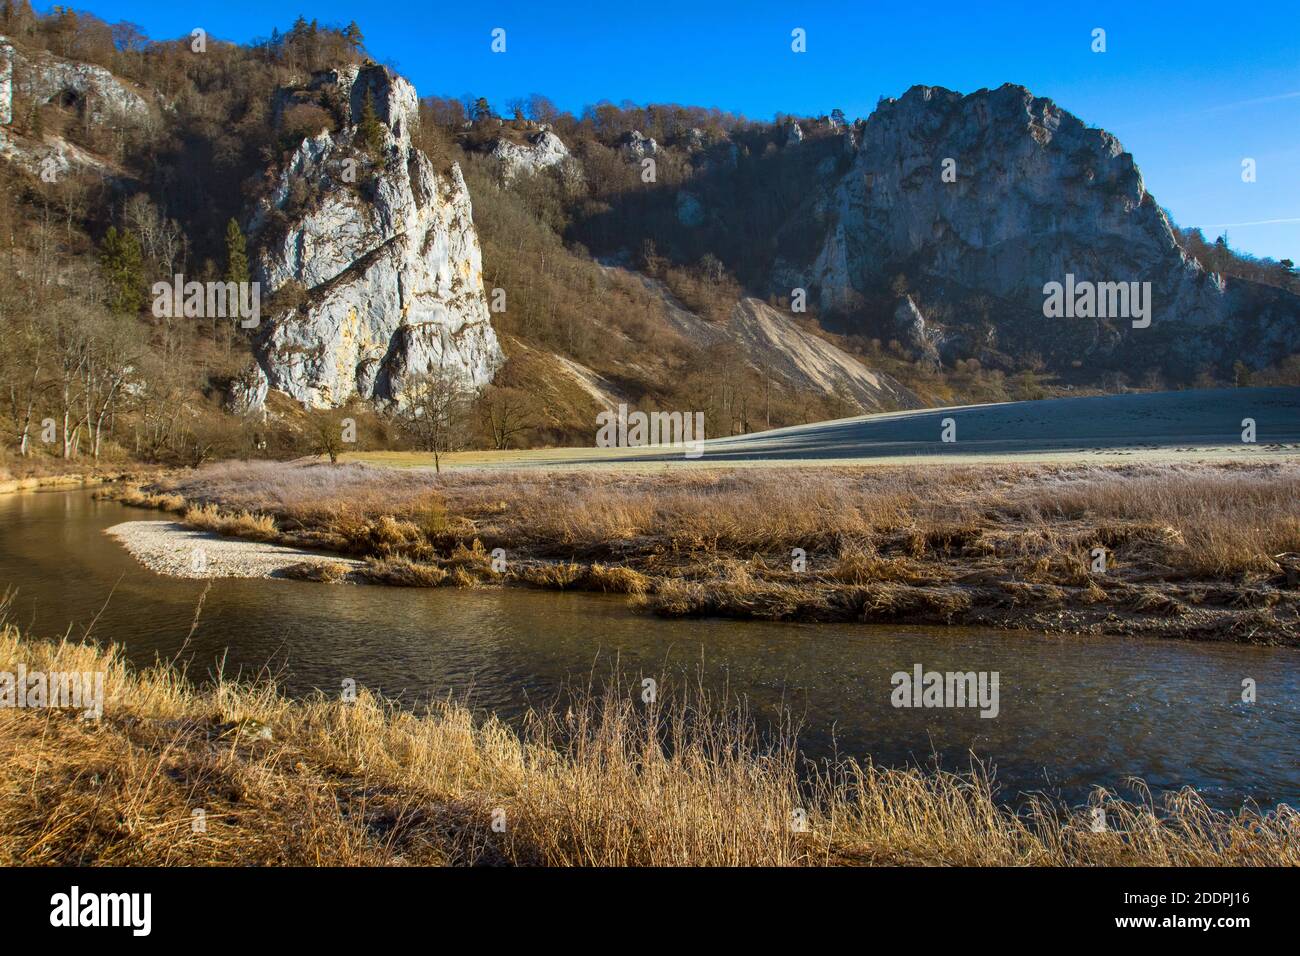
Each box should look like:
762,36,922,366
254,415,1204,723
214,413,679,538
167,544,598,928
620,130,658,161
801,84,1298,375
490,128,570,181
0,36,149,176
0,38,12,126
0,36,149,125
893,296,944,366
249,65,503,408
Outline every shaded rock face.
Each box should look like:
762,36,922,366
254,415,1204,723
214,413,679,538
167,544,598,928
250,65,503,409
804,84,1299,374
490,129,570,181
1,35,149,125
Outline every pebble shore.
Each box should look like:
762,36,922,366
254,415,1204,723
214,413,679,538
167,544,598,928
105,520,362,580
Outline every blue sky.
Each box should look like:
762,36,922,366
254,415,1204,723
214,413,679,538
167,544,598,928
54,0,1300,261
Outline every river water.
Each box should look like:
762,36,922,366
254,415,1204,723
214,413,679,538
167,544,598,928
1,489,1296,809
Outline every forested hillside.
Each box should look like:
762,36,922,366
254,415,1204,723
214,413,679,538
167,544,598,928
2,3,1296,478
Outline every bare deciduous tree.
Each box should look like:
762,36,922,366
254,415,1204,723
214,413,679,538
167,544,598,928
476,385,533,450
396,368,471,473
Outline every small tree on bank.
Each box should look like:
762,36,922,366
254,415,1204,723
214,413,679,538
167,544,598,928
307,407,348,464
398,368,470,473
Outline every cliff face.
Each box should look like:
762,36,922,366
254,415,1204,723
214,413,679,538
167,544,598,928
798,84,1298,375
0,35,150,125
249,65,503,408
0,36,150,177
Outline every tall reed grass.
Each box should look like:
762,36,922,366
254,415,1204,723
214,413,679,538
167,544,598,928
1,623,1294,866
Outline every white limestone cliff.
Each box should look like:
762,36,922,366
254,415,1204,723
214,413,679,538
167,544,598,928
249,65,503,408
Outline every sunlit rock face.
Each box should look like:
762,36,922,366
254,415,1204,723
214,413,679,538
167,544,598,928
250,65,503,409
490,128,570,181
0,36,153,176
0,39,13,126
1,35,150,125
620,129,658,161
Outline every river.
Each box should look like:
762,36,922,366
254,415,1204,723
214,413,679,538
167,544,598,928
1,489,1296,809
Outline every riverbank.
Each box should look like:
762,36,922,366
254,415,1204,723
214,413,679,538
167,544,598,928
103,459,1300,645
1,621,1293,866
0,470,136,496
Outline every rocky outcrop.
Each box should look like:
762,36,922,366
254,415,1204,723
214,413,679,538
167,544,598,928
249,65,503,409
490,128,570,181
225,365,270,415
0,37,142,180
783,120,803,147
802,84,1299,375
893,296,943,366
0,35,149,125
620,130,658,161
0,123,116,178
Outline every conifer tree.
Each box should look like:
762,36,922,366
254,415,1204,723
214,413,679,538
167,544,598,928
100,226,145,315
357,92,386,157
224,218,249,285
343,21,364,52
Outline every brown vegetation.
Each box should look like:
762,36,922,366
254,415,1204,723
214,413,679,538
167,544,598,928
106,459,1300,643
2,622,1294,866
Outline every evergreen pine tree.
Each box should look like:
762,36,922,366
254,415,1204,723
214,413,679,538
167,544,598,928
100,226,145,315
224,218,250,285
357,92,386,157
343,21,364,52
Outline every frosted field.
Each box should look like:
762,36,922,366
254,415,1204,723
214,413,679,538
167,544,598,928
350,386,1300,471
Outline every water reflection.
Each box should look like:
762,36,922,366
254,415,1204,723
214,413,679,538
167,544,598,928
0,489,1296,809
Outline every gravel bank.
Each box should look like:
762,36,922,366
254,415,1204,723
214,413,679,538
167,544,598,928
106,520,363,580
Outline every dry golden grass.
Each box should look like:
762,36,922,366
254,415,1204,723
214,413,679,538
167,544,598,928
109,459,1300,642
113,486,186,513
145,460,1300,573
360,556,450,588
1,622,1295,867
280,561,353,583
183,503,277,540
587,564,652,595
